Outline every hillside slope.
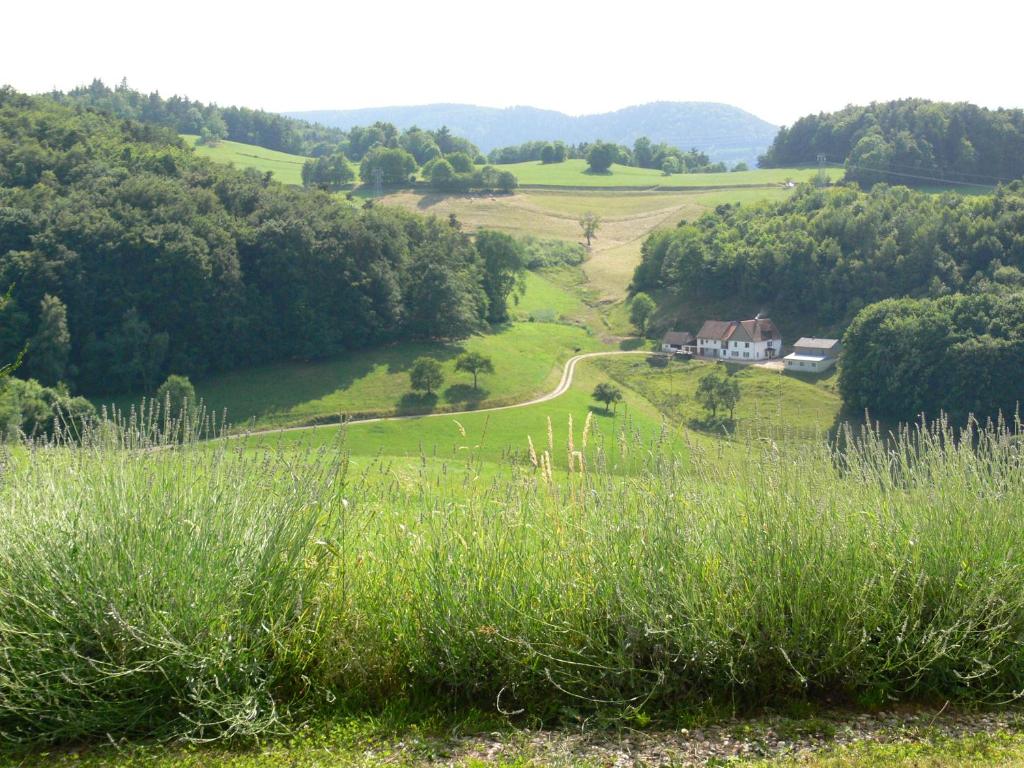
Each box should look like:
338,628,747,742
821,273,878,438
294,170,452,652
288,101,778,165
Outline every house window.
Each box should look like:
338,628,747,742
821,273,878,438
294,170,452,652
732,351,739,357
745,342,750,348
744,352,750,358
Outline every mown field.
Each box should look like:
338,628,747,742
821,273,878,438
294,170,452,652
380,186,792,305
490,158,831,188
181,134,310,185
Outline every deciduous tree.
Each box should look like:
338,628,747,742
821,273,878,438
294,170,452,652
629,292,656,335
454,351,494,390
579,212,600,247
409,356,443,396
592,382,623,414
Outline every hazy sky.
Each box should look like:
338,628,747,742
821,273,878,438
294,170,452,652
4,0,1021,126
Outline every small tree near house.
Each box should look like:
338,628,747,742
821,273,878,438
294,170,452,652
696,365,741,420
454,351,494,390
592,382,623,414
409,356,444,396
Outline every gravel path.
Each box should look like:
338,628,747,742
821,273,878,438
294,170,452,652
381,709,1024,766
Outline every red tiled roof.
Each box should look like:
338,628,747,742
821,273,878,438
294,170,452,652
698,317,779,342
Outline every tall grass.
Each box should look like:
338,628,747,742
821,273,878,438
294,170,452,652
0,410,1022,745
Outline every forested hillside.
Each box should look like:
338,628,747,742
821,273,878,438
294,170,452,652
633,183,1024,328
759,99,1024,187
48,79,483,163
0,88,519,395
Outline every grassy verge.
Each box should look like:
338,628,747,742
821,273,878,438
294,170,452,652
13,721,1024,767
2,412,1024,748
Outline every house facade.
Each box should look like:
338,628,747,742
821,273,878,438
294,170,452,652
784,337,842,372
661,331,696,355
696,316,781,361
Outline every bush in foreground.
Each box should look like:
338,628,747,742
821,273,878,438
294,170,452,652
0,412,1023,745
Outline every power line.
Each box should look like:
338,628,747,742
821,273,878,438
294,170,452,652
829,161,1002,190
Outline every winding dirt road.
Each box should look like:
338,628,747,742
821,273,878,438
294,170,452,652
238,349,654,438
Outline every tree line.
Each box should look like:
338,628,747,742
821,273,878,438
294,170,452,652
0,89,525,406
759,99,1024,187
47,79,513,193
488,136,741,174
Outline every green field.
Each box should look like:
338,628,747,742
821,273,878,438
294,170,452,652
181,135,310,185
154,320,602,431
596,356,842,437
243,356,693,467
490,158,831,188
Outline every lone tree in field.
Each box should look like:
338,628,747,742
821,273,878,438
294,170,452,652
455,351,494,391
696,365,741,420
592,382,623,414
585,141,617,173
629,292,656,335
409,356,444,396
579,212,601,247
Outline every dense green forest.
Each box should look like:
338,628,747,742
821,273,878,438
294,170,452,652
840,292,1024,424
759,99,1024,187
488,136,732,173
633,183,1024,326
0,88,523,399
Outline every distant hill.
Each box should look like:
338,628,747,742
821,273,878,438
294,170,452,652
287,102,778,166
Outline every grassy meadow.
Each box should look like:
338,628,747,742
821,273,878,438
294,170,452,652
141,320,602,431
241,355,691,468
596,356,842,437
491,159,830,188
182,135,310,185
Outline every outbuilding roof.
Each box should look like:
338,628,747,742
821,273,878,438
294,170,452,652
662,331,695,345
793,337,841,350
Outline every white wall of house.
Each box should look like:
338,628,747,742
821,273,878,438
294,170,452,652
784,355,836,373
698,337,781,361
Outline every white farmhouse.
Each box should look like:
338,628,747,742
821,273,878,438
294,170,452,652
696,315,782,361
784,337,842,372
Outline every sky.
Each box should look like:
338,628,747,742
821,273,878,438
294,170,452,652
3,0,1022,127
